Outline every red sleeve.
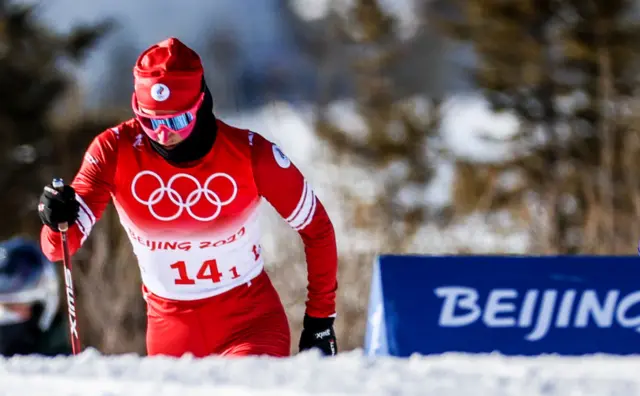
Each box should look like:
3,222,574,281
250,132,338,318
40,128,119,262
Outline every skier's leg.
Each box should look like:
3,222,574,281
145,289,208,357
206,271,291,357
220,337,290,357
219,308,291,357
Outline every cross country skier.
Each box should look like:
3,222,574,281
37,37,338,358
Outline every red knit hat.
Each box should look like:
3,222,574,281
133,37,204,112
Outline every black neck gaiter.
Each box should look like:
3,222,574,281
149,81,218,164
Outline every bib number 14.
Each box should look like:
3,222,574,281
170,259,241,285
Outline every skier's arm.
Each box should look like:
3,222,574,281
40,129,119,262
250,132,338,319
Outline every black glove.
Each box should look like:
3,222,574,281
38,184,80,231
298,315,338,356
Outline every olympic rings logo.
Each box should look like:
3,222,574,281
131,171,238,221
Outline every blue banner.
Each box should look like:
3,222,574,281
364,255,640,357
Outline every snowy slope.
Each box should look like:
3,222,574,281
2,349,640,396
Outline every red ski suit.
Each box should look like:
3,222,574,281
40,119,338,357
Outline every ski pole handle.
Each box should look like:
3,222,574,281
52,178,68,232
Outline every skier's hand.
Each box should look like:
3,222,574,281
298,315,338,356
38,183,80,231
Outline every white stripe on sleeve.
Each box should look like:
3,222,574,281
75,193,96,241
286,182,317,231
296,192,317,231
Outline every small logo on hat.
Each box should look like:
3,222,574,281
150,83,170,102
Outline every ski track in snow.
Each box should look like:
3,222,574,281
2,348,640,396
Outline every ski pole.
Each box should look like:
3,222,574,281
52,178,82,355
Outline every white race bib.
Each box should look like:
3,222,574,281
124,214,264,300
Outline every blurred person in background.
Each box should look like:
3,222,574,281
37,37,338,358
0,236,71,357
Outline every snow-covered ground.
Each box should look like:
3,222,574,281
3,349,640,395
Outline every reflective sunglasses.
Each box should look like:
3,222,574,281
132,92,204,141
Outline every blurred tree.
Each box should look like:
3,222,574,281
201,27,242,111
434,0,640,254
280,0,452,102
0,1,147,354
96,29,139,109
280,0,448,349
313,0,444,246
0,1,114,238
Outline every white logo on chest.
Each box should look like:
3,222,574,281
131,170,238,221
